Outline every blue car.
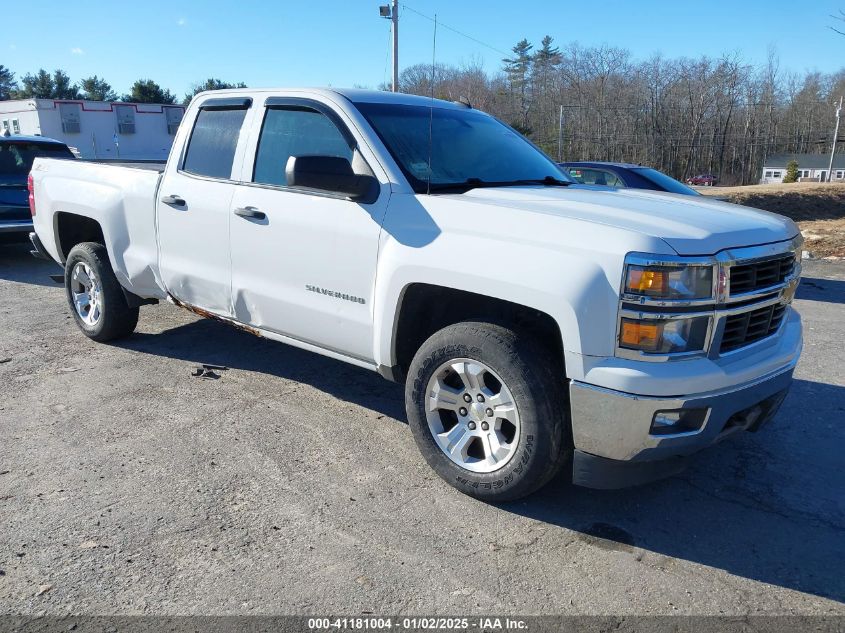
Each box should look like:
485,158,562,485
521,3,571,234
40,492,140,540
559,161,700,196
1,135,75,242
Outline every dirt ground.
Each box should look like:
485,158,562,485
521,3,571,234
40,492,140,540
698,183,845,257
1,245,844,617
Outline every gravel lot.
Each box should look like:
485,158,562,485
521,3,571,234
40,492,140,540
1,243,843,616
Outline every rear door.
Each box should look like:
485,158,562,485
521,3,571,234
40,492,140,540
228,97,388,361
157,97,253,316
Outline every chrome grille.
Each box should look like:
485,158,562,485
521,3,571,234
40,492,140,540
719,303,787,353
729,254,794,296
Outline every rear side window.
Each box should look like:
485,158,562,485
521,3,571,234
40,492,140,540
569,168,624,187
253,107,352,187
182,108,247,179
0,142,74,183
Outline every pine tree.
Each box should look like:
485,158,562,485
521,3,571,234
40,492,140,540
17,69,56,98
503,39,534,132
532,36,561,149
0,65,17,100
15,69,80,99
123,79,177,104
51,70,80,99
783,159,799,183
80,76,117,101
183,78,247,105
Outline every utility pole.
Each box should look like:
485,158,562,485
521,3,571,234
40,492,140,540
826,95,842,182
391,0,399,92
557,105,564,162
379,1,399,92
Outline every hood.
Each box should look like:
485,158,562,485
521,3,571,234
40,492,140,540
450,186,798,255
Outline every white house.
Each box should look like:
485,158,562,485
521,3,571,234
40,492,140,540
0,98,185,160
761,153,845,184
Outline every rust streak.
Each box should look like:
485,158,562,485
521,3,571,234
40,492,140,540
168,295,262,337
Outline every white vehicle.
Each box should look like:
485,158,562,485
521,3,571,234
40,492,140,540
28,89,802,500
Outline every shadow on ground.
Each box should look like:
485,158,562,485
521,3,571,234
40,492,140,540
797,276,845,304
0,242,62,287
119,318,407,422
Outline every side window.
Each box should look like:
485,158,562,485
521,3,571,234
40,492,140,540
253,107,353,187
182,108,247,179
578,168,624,187
603,171,625,187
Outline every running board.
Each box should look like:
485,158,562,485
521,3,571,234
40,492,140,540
48,274,64,284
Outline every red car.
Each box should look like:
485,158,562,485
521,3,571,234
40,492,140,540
686,174,718,186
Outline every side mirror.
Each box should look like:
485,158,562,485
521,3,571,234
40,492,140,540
286,155,377,202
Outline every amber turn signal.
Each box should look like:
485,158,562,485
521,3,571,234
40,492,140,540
626,267,668,295
619,319,662,351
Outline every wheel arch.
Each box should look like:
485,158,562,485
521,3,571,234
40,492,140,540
382,282,569,382
54,211,106,263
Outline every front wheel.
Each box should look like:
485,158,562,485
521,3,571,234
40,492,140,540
405,321,571,501
65,242,139,342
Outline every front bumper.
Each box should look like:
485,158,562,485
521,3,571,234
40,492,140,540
569,361,796,489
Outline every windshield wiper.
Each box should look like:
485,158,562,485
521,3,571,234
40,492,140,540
0,183,27,188
427,175,572,193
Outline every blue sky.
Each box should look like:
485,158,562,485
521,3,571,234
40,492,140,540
4,0,844,97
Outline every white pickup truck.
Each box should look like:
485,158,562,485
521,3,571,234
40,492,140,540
28,88,802,500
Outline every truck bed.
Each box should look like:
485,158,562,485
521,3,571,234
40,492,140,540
30,158,167,299
82,160,166,172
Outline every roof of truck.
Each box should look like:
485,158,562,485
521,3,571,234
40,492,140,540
331,88,468,109
190,87,469,110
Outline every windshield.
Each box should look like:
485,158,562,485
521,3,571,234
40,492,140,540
0,141,74,185
354,102,571,193
632,167,699,195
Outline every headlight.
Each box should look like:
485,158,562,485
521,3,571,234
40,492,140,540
619,316,710,354
624,264,713,300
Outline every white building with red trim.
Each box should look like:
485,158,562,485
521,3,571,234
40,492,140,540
0,98,185,160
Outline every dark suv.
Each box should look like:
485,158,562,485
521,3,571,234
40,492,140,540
559,161,701,196
1,136,75,242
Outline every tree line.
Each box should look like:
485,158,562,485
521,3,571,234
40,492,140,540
394,39,845,185
0,66,244,106
3,38,843,185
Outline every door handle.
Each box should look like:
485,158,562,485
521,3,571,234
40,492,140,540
234,206,266,220
161,194,186,206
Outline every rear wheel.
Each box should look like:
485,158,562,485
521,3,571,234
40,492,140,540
405,321,570,501
65,242,139,342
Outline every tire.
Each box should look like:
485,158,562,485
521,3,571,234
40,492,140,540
405,321,571,502
64,242,139,342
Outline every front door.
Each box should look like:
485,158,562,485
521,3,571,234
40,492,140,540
228,99,387,361
157,98,252,317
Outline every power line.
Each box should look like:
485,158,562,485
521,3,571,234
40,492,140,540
401,3,511,58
